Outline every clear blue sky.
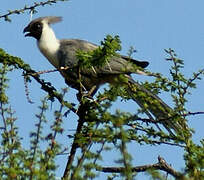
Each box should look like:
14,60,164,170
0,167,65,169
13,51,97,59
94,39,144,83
1,0,204,179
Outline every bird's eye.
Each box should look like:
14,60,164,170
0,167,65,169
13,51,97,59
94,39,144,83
33,23,42,30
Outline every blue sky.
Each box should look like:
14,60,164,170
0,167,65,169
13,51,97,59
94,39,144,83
1,0,204,179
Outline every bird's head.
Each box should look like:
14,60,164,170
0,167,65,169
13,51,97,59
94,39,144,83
23,16,62,40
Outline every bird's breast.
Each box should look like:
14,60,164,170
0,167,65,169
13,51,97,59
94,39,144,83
37,39,60,68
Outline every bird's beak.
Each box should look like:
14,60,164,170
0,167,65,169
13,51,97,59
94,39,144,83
23,26,32,37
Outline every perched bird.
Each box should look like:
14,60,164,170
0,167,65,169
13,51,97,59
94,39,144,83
23,16,149,93
23,16,185,134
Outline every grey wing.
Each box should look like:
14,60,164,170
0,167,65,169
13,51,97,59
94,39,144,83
96,56,149,75
58,39,98,68
57,39,149,91
57,39,102,90
57,39,149,75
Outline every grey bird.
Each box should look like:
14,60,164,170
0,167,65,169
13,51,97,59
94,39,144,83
23,16,186,134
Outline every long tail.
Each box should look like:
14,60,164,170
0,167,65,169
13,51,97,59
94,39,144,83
126,79,188,135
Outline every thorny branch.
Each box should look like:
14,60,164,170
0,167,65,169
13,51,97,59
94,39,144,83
129,111,204,124
183,69,204,95
62,103,86,179
25,70,76,113
70,143,93,179
24,76,34,104
183,111,204,116
100,156,184,179
0,0,68,22
63,98,99,179
0,67,8,133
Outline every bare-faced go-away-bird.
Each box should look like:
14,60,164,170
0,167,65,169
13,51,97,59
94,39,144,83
23,16,186,135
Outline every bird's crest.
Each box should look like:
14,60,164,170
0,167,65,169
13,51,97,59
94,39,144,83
30,16,62,25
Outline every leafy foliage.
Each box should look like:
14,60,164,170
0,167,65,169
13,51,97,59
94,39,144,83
0,2,204,179
76,35,121,68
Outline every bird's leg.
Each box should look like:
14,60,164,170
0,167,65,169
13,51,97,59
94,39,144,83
59,66,70,71
83,86,97,99
76,85,97,102
106,60,112,71
91,66,97,74
88,85,97,97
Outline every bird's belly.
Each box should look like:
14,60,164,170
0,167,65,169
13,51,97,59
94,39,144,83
40,48,59,68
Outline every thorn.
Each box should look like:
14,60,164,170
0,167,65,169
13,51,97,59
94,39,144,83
106,60,112,72
91,66,97,74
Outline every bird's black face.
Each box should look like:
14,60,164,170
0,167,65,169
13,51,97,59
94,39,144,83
23,21,43,40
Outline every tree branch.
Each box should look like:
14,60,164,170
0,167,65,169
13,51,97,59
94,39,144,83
100,156,184,179
0,48,76,112
0,0,68,22
62,101,89,179
183,111,204,117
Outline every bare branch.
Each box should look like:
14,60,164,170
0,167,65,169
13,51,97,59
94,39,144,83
100,156,184,179
63,102,88,179
183,111,204,117
0,0,68,22
25,72,76,113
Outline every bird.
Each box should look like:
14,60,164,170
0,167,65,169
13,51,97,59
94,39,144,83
23,16,186,135
23,16,149,93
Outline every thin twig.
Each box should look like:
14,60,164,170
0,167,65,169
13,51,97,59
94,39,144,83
93,141,106,165
70,143,93,180
0,0,68,21
183,69,204,95
31,68,58,76
0,67,8,132
23,76,34,104
99,156,184,179
30,98,47,180
24,71,77,114
183,111,204,116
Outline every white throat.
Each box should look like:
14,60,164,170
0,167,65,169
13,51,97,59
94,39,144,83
37,21,60,68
